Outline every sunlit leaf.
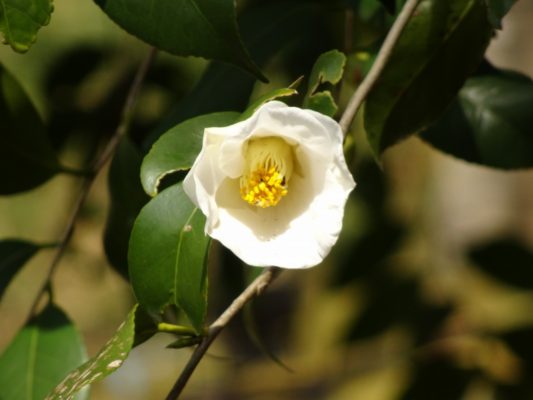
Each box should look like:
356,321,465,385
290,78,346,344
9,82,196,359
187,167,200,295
0,304,87,400
95,0,265,81
421,71,533,169
46,305,143,400
306,91,338,117
141,112,239,197
128,183,210,332
0,0,53,52
364,0,493,154
0,66,61,194
306,49,346,96
0,239,40,299
240,88,298,121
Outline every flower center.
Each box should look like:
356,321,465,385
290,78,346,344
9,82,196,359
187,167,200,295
240,136,293,208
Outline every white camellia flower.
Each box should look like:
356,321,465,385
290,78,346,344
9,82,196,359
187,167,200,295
183,101,355,269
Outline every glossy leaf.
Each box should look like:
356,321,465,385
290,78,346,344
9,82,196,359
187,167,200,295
104,139,148,277
0,66,60,194
485,0,517,29
47,305,141,400
468,238,533,289
0,304,87,400
306,91,338,117
421,72,533,169
239,88,298,121
129,183,210,332
306,49,346,96
95,0,265,81
364,0,493,154
141,112,239,197
0,239,40,298
0,0,53,52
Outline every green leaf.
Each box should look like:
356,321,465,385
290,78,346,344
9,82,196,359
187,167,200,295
468,238,533,289
306,49,346,96
141,112,239,197
128,183,210,332
0,0,53,52
46,305,142,400
484,0,517,29
104,138,148,278
421,71,533,169
239,88,298,121
0,303,87,400
364,0,493,155
175,207,210,332
306,91,338,117
95,0,266,81
0,66,60,194
0,239,40,299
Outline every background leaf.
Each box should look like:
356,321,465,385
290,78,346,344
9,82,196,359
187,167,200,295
47,305,141,400
141,112,239,197
0,303,87,400
484,0,518,29
94,0,265,81
420,71,533,169
0,239,40,299
0,0,53,52
128,183,210,332
364,0,493,154
0,66,60,194
468,238,533,289
103,138,148,278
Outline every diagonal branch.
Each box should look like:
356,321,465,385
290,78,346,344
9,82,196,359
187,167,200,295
28,47,158,318
339,0,421,135
165,267,280,400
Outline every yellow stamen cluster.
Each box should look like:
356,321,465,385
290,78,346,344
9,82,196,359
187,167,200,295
240,137,293,208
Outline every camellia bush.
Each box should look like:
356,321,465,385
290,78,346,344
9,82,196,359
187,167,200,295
2,0,533,399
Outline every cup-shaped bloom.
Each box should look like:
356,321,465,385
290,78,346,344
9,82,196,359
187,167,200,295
183,101,355,269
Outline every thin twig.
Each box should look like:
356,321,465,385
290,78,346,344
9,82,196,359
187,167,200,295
28,47,157,317
339,0,421,135
165,267,281,400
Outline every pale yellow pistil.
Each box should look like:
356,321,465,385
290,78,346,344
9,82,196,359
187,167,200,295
240,137,293,208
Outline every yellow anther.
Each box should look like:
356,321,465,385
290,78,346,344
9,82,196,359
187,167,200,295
239,137,293,208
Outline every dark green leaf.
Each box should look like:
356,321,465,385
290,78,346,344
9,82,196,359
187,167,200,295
0,303,87,400
306,49,346,96
129,183,210,332
468,238,533,289
421,72,533,169
166,336,202,349
239,88,298,121
0,239,40,299
95,0,265,81
378,0,396,14
141,112,239,197
0,66,61,194
47,305,141,400
484,0,517,29
0,0,53,52
364,0,493,154
174,207,210,332
104,138,148,277
306,91,338,117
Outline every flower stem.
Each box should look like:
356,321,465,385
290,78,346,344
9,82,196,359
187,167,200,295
157,323,199,336
165,267,280,400
339,0,421,136
28,47,157,319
